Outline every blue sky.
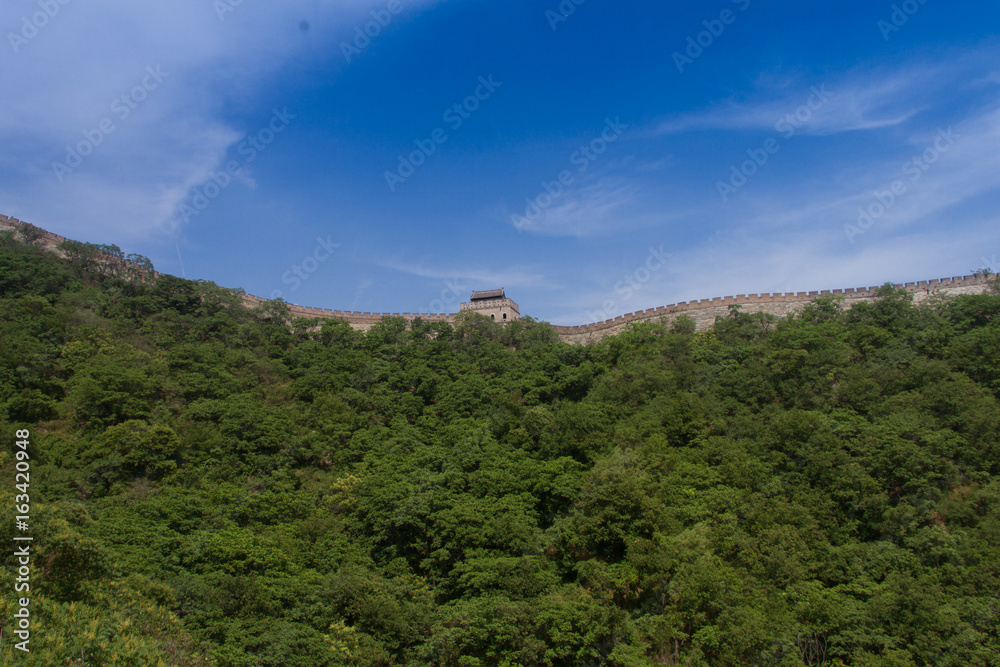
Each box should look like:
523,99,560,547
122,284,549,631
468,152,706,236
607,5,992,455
2,0,999,324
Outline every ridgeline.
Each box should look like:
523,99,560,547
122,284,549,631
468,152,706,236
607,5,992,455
0,213,992,344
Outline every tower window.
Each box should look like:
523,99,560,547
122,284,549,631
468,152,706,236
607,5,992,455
503,313,507,320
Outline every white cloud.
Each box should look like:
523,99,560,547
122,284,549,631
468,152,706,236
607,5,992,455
729,106,1000,242
378,257,558,291
654,53,998,138
504,172,690,239
0,0,438,241
511,177,639,237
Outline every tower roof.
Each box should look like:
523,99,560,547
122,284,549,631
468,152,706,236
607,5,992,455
470,288,505,301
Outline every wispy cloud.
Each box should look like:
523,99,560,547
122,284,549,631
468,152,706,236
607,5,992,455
654,54,997,137
0,0,438,241
377,258,558,290
510,177,639,237
503,171,688,239
732,105,1000,241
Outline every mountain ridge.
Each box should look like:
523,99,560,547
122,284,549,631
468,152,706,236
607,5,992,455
2,213,992,344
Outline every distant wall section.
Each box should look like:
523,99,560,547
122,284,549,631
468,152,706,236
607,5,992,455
0,214,73,254
551,275,992,345
240,294,456,332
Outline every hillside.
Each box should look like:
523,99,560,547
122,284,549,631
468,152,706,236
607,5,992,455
1,228,1000,666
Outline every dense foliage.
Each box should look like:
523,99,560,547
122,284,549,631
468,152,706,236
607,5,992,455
1,232,999,665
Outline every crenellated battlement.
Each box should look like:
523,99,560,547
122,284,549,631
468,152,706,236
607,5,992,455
549,274,993,343
2,214,993,344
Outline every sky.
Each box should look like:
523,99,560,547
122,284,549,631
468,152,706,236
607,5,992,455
1,0,999,325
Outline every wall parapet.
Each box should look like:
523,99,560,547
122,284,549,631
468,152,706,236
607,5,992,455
551,274,992,343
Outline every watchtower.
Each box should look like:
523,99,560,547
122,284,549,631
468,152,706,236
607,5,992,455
460,288,520,323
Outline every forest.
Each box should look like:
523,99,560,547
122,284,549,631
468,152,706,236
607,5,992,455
1,228,999,666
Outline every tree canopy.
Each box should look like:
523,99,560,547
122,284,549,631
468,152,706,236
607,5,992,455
1,233,999,665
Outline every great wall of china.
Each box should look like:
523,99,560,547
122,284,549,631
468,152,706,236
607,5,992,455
2,214,993,345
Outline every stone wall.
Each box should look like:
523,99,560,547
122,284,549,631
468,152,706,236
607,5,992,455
2,214,992,345
0,214,73,256
550,275,992,345
240,294,455,332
